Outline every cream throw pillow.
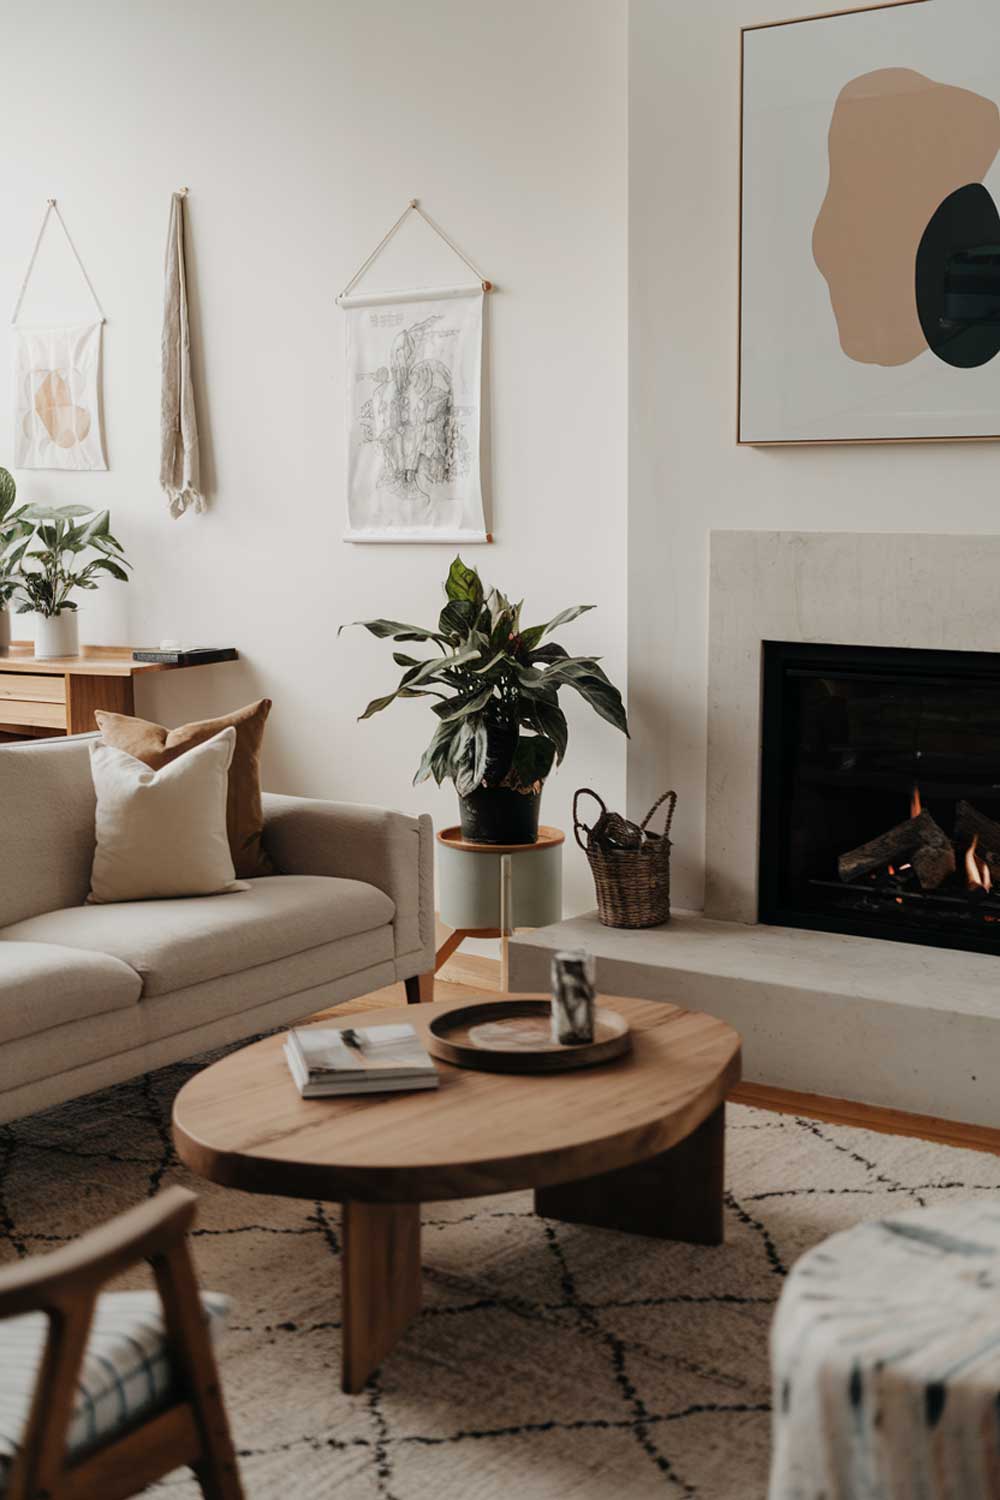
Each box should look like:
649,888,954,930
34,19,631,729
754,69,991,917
89,726,248,904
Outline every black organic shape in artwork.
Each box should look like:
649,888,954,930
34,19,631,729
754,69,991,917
916,183,1000,369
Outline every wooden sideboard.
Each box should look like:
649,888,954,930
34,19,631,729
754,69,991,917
0,644,238,740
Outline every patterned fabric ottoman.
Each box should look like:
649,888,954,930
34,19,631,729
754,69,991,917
770,1201,1000,1500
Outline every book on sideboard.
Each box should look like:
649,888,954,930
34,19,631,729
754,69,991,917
131,647,238,666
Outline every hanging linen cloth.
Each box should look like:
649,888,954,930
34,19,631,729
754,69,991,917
11,200,107,471
160,190,203,517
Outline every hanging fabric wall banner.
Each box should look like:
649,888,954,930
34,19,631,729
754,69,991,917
11,201,107,472
341,285,487,542
160,188,204,517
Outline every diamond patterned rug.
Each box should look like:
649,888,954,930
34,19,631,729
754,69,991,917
2,1050,997,1499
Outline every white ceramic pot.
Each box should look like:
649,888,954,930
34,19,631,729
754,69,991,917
0,607,9,658
35,612,79,660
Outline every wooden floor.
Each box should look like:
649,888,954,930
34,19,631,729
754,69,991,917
315,976,486,1024
319,977,1000,1158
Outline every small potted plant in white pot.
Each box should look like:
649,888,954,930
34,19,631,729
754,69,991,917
345,557,629,844
16,504,131,659
0,469,33,658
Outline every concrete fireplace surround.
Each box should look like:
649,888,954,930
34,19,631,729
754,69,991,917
704,530,1000,924
510,531,1000,1129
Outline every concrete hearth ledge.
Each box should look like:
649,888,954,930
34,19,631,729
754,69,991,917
508,913,1000,1128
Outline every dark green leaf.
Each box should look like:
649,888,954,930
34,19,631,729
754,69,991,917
427,644,480,679
486,600,518,653
519,604,594,648
358,691,402,720
87,558,130,582
505,734,556,790
414,720,460,785
528,641,569,664
473,649,511,676
512,664,558,704
445,556,483,605
452,717,489,796
563,672,629,735
0,469,15,519
524,700,569,762
439,598,478,639
437,685,494,722
341,619,447,644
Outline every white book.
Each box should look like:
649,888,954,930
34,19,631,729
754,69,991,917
288,1024,436,1083
283,1038,439,1099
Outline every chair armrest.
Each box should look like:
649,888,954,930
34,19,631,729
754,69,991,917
0,1187,197,1319
262,793,435,970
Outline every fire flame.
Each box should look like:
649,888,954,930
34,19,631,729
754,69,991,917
965,834,993,894
910,785,922,818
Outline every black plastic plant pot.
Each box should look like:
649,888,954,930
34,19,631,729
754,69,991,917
458,786,542,845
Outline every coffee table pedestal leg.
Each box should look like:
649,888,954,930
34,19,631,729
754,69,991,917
534,1104,725,1246
341,1201,422,1393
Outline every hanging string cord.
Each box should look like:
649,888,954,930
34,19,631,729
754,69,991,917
11,199,106,325
412,202,490,287
337,198,491,302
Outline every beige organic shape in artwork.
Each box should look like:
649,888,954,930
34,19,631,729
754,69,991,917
813,68,1000,367
33,370,91,448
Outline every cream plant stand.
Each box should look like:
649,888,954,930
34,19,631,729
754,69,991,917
434,826,564,991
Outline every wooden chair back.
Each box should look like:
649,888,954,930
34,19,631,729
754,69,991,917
0,1186,243,1500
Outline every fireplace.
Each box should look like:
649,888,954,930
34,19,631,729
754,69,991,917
758,640,1000,955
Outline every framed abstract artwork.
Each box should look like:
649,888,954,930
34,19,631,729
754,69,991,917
739,0,1000,444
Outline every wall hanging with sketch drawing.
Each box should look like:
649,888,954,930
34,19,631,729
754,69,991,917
337,199,491,542
341,286,486,541
11,200,107,471
739,0,1000,445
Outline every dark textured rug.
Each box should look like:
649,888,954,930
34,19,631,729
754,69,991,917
2,1048,997,1499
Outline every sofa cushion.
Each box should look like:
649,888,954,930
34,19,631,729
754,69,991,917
95,699,274,879
0,736,97,928
0,930,397,1096
0,875,395,998
88,728,243,904
0,942,142,1044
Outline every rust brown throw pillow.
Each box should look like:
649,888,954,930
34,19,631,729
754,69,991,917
94,699,273,878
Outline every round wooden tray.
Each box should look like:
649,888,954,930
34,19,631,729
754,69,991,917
427,998,632,1074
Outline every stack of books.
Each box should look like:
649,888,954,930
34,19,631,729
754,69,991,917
283,1023,439,1098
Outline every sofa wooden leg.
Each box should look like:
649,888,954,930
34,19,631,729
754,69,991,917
404,973,434,1005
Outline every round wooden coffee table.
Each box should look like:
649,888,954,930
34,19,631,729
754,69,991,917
173,994,741,1393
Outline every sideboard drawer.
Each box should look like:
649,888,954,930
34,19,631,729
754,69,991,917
0,673,66,704
0,698,67,729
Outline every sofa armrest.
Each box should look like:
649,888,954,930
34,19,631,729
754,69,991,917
261,793,435,972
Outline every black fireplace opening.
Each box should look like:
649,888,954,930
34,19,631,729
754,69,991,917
759,640,1000,955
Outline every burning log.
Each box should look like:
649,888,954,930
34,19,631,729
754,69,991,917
838,809,956,890
965,834,993,897
955,802,1000,874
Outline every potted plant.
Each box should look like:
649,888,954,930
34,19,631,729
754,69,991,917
345,557,628,844
0,469,32,658
15,504,131,660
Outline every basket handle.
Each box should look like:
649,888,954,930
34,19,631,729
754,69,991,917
573,787,608,852
640,790,677,841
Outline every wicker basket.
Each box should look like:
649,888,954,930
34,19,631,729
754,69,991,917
574,788,677,929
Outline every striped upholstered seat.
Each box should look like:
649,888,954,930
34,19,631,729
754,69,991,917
0,1289,228,1488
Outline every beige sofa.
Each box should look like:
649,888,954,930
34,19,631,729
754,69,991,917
0,734,435,1124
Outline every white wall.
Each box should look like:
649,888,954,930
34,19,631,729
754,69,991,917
1,0,628,915
629,0,1000,912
